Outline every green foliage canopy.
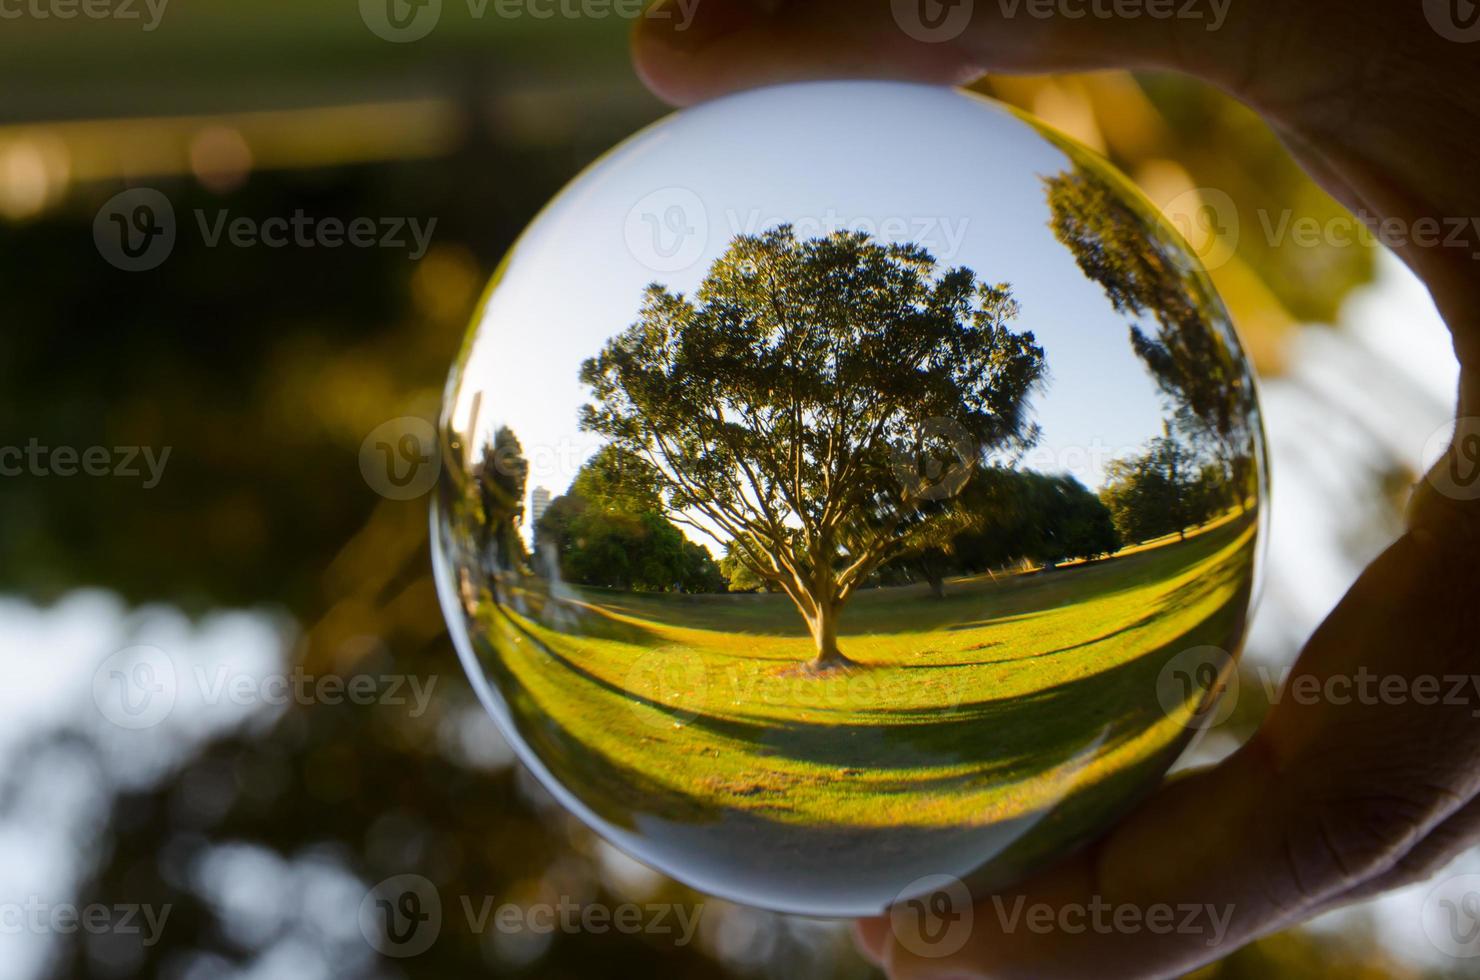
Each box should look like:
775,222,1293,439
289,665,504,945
1043,165,1259,506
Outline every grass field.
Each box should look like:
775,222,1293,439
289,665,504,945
470,513,1256,854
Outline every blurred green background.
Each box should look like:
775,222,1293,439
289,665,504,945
0,4,1466,978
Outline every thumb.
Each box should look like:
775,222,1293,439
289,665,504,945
631,0,1265,106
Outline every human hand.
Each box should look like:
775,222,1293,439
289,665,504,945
631,3,1480,976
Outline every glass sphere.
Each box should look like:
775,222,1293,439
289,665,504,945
433,81,1266,918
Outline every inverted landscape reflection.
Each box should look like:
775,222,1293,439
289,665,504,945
434,82,1265,916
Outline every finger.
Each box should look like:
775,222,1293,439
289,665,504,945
854,917,890,967
632,0,1276,106
1313,793,1480,915
862,749,1279,979
856,524,1480,979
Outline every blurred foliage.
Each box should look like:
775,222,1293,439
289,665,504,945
980,73,1376,372
0,2,649,121
0,16,1414,975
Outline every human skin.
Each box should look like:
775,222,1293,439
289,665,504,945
629,3,1480,976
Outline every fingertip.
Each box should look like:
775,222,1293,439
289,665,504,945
630,0,979,106
853,915,893,966
630,0,734,105
628,21,696,106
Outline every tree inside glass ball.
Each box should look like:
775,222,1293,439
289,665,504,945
433,81,1266,918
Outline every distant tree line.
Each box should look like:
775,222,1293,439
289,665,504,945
1098,426,1231,545
459,421,1227,602
1043,162,1260,515
871,467,1119,595
534,446,726,594
536,448,1121,598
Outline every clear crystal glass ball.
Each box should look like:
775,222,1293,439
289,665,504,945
433,81,1266,917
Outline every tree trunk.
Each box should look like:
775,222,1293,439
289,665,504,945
925,569,946,599
921,554,947,599
806,602,853,671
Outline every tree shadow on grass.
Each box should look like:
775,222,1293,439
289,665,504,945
493,576,1248,783
465,515,1255,840
543,513,1255,649
913,516,1252,635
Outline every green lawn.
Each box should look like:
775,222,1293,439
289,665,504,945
470,513,1256,851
